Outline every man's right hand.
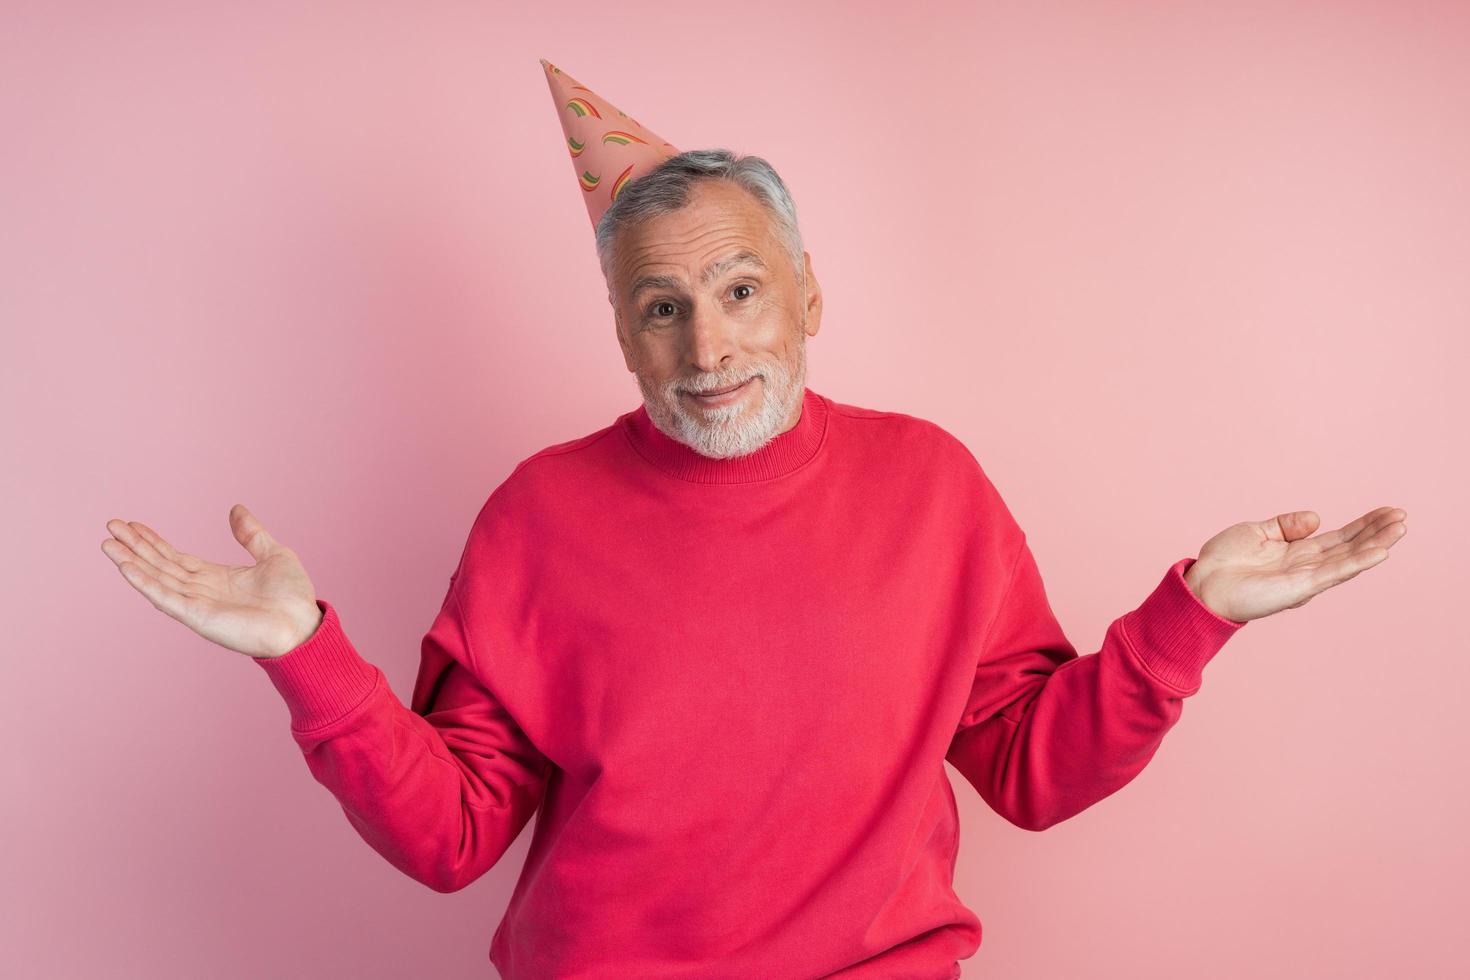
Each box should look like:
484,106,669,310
101,504,324,660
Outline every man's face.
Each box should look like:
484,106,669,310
608,179,823,459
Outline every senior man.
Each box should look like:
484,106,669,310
100,61,1408,979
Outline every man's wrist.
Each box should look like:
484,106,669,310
1183,562,1204,596
1181,559,1244,624
269,601,325,659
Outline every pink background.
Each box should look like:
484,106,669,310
4,1,1466,977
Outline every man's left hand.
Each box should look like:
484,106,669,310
1182,506,1408,623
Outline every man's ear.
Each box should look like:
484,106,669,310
801,250,823,338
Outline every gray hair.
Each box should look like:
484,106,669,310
595,147,806,294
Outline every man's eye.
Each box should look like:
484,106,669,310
647,286,752,319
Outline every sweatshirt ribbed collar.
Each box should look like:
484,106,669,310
620,386,829,485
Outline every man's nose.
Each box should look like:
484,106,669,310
685,298,737,375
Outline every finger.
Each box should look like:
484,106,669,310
1348,507,1406,542
1263,511,1320,543
105,519,186,581
129,521,204,574
1311,546,1390,592
229,504,280,562
1308,506,1402,552
125,520,193,580
103,537,225,606
1319,510,1406,561
103,531,196,591
101,537,134,570
1356,519,1408,553
113,555,197,622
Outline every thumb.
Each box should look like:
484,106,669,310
1265,510,1320,542
229,503,281,561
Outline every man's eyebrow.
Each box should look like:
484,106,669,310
629,249,769,299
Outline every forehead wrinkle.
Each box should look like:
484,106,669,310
628,246,769,300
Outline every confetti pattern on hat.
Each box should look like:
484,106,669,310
540,58,680,230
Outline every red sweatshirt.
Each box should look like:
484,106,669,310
255,386,1247,978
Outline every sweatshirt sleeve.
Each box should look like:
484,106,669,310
253,577,552,892
945,534,1247,832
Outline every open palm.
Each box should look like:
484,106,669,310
1186,505,1408,623
100,504,322,659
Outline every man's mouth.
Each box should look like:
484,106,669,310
684,377,755,402
695,380,747,395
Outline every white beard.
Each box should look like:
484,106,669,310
636,332,808,460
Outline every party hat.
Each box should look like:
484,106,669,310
539,58,680,230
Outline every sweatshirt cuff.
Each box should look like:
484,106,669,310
1119,557,1248,694
253,598,379,732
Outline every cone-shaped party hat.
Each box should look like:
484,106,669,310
540,58,680,231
